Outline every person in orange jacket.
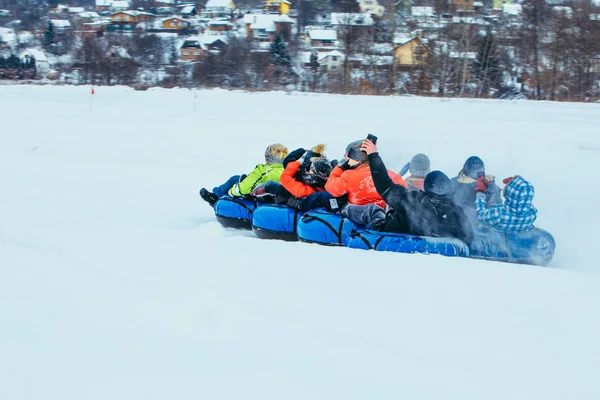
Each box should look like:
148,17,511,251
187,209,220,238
325,139,406,229
280,147,331,198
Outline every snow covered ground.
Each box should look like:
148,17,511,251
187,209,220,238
1,85,600,399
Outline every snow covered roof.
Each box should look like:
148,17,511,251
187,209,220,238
330,12,373,26
19,48,49,62
503,4,522,15
245,14,280,31
107,45,131,59
111,1,130,8
307,29,337,41
411,6,435,17
208,20,233,26
449,51,477,59
321,50,343,59
181,5,195,13
300,50,344,64
0,9,11,17
473,1,483,6
552,6,572,17
206,0,232,8
50,19,72,28
68,7,85,13
96,0,111,6
78,12,101,18
393,34,415,45
0,27,16,43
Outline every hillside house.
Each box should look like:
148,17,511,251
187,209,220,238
95,0,112,12
161,17,192,31
264,0,291,15
358,0,384,18
304,29,337,49
209,20,234,31
411,6,435,22
49,19,72,32
110,1,130,12
392,37,431,68
180,5,198,17
179,35,227,61
244,13,293,41
204,0,236,18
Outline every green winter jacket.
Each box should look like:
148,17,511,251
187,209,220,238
228,163,284,197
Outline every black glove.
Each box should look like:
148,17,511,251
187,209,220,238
287,197,305,210
338,160,350,171
330,159,339,169
300,150,314,171
283,148,306,168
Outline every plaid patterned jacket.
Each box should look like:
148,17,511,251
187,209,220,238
475,177,538,232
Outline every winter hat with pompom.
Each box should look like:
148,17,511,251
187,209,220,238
265,143,289,165
424,170,451,196
310,158,333,179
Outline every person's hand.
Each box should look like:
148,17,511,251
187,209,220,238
338,158,350,170
361,139,377,155
296,151,308,165
475,176,490,193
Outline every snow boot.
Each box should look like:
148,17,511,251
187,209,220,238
200,188,219,207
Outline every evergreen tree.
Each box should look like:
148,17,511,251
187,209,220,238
7,54,20,69
0,56,5,69
169,39,179,64
44,21,55,49
309,51,321,92
269,35,291,83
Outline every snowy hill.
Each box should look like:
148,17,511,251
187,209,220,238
1,85,600,399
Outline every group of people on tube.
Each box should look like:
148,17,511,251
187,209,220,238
199,137,538,245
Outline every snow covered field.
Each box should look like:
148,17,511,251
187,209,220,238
1,85,600,399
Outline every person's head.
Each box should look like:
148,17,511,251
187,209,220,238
265,143,289,165
424,170,451,197
345,140,368,166
462,156,485,179
502,176,535,213
409,153,430,178
303,158,333,188
309,144,327,162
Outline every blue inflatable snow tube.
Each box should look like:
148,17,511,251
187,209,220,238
252,204,305,241
469,227,555,266
213,196,257,230
347,230,470,258
296,208,365,246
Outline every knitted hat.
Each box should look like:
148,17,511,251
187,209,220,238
463,156,485,179
265,143,289,165
409,154,430,178
424,170,451,196
345,140,368,163
310,158,333,179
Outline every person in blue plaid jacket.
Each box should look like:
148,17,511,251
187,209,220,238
474,175,538,232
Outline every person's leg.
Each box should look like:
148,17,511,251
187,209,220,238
212,175,242,197
341,204,386,229
302,191,334,210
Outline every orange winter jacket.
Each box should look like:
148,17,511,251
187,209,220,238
325,164,406,208
280,161,324,198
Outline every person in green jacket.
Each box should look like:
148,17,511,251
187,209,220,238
199,143,289,207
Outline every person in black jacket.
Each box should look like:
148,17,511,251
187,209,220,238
361,139,473,244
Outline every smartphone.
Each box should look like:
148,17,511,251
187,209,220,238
366,133,378,145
